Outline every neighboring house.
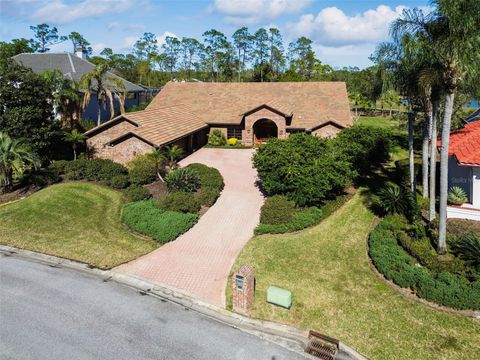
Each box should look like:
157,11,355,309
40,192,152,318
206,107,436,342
464,108,480,124
12,50,145,122
85,81,352,164
440,120,480,221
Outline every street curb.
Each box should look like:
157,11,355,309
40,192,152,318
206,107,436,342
0,245,368,360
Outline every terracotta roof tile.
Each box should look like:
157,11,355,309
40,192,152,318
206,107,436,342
438,121,480,166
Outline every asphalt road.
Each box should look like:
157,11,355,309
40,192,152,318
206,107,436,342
0,255,305,360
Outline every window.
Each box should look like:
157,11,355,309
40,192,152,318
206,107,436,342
126,92,137,100
227,127,242,140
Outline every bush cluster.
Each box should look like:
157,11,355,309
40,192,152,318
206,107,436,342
124,185,151,202
165,167,201,193
369,215,480,310
127,154,157,185
253,133,353,206
157,192,201,213
111,175,130,189
122,200,198,244
63,158,128,184
255,195,351,235
186,163,224,206
334,125,393,176
259,195,297,225
208,129,226,146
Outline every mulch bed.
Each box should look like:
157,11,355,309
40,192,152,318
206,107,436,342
0,184,40,204
144,181,168,200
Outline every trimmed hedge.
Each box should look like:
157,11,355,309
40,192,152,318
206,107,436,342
122,200,198,244
63,158,128,184
259,195,297,225
186,163,224,207
124,185,151,202
157,191,201,213
369,215,480,310
128,155,157,185
255,194,351,235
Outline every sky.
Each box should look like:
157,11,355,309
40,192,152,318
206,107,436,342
0,0,431,69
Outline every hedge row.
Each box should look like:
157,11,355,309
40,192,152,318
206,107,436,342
369,215,480,310
255,194,351,235
122,200,198,244
186,163,224,207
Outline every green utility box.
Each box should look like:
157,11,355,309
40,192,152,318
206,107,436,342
267,286,292,309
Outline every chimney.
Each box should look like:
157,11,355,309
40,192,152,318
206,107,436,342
75,46,86,59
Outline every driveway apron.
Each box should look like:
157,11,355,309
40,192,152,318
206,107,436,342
114,148,264,307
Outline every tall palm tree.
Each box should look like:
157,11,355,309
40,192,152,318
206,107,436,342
0,132,40,192
80,63,126,127
63,129,86,160
391,1,480,253
42,69,81,128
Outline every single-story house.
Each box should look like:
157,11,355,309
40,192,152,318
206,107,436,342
441,120,480,221
85,81,352,164
12,50,146,122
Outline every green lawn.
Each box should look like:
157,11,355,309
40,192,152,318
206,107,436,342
229,194,480,359
355,116,401,129
0,182,157,268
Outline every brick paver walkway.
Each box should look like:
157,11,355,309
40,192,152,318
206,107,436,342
114,148,264,307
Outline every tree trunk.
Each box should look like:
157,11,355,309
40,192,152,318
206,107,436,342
408,106,415,193
97,101,101,127
429,103,438,221
438,91,455,254
73,144,77,161
422,111,431,198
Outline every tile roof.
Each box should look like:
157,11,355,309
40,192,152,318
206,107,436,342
146,81,352,130
86,105,207,147
12,53,143,92
439,121,480,166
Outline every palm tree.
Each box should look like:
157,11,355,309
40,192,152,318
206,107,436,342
146,149,167,182
80,63,126,127
391,1,480,253
162,145,183,172
0,132,40,192
42,69,81,128
63,129,86,160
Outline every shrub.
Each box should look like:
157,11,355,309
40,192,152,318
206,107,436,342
369,215,480,310
24,168,61,187
48,160,69,175
63,159,127,184
110,175,130,189
255,194,351,235
446,219,480,244
124,185,151,202
452,232,480,268
253,133,353,206
186,164,223,190
128,154,157,185
448,186,468,205
377,184,405,215
227,137,238,146
122,200,198,244
334,125,393,176
165,167,201,193
260,195,297,225
208,129,226,146
157,191,201,213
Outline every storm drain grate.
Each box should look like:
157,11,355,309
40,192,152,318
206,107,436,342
305,330,339,360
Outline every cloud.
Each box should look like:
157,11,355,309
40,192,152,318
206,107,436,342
31,0,136,24
314,44,377,69
107,22,120,31
92,43,106,53
211,0,311,25
288,5,406,47
118,31,177,52
125,23,146,32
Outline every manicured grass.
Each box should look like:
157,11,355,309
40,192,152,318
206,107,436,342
355,116,400,129
229,194,480,359
0,182,157,269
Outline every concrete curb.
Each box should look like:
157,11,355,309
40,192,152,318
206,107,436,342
0,245,368,360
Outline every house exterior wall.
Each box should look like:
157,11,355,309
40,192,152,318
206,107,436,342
243,108,287,146
86,120,153,164
312,124,342,138
473,168,480,208
448,156,473,203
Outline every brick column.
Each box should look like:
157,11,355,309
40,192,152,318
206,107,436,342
232,265,255,314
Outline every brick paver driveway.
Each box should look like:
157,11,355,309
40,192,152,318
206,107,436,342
115,148,264,307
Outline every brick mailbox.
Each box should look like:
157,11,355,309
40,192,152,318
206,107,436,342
232,265,255,314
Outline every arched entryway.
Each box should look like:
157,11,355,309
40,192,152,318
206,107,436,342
253,118,278,143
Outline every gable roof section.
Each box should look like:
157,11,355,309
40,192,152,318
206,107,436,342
439,121,480,166
12,53,144,92
147,82,352,130
87,106,207,148
464,108,480,124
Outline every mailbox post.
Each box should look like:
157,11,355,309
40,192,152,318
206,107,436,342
232,264,255,314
